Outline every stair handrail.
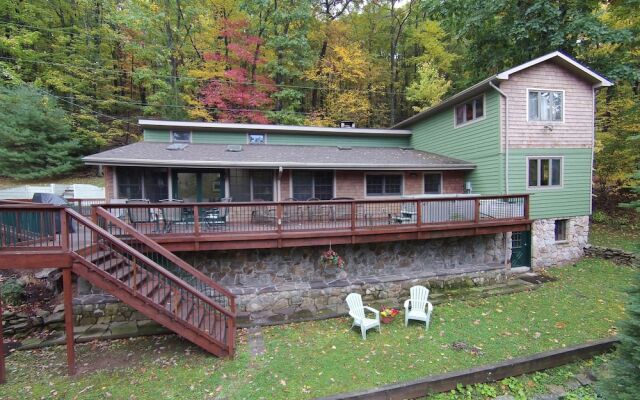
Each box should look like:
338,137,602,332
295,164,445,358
65,208,235,319
95,207,236,307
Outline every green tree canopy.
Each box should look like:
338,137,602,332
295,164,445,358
0,85,80,179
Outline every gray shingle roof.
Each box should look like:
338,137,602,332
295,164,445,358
83,142,475,170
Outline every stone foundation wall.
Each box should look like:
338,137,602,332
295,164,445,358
234,267,510,325
183,234,509,288
532,216,589,269
179,234,510,322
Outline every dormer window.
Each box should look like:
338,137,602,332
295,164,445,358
455,96,484,127
248,133,266,144
171,131,191,143
528,90,563,122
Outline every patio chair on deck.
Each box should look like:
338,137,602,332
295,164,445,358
158,199,184,233
306,198,334,222
346,293,380,340
126,199,158,232
393,202,417,224
250,199,276,224
201,197,231,230
404,285,433,330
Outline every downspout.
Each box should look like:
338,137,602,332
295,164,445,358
277,166,284,202
489,81,511,269
489,81,509,194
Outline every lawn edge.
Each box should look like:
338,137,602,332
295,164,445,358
315,336,617,400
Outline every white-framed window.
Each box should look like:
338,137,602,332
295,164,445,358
248,133,266,144
528,89,563,122
424,172,442,194
527,157,562,188
171,130,192,143
291,171,334,200
366,174,403,196
228,169,274,201
454,95,484,127
554,219,568,242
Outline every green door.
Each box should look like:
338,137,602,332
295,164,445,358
511,231,531,268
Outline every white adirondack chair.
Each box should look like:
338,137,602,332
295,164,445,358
346,293,381,339
404,286,433,330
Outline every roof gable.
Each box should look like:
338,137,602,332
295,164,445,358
495,51,613,87
393,51,612,129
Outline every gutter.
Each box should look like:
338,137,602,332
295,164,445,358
82,158,476,171
489,82,509,194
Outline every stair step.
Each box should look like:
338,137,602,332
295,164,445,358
87,250,114,264
96,257,128,274
74,227,233,356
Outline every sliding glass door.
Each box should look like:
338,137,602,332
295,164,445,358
172,170,224,202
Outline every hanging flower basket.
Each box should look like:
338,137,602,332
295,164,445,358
319,248,345,270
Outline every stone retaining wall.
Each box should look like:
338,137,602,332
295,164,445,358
532,216,589,269
2,295,152,337
183,234,509,287
178,234,510,323
234,267,511,325
584,245,639,266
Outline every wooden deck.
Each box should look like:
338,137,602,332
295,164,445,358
98,195,531,251
0,195,531,257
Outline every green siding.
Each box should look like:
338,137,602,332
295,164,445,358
509,148,592,219
142,129,409,147
143,129,170,142
267,133,409,147
409,90,504,194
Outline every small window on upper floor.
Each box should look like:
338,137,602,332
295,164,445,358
248,133,266,144
528,90,563,122
171,131,191,143
455,96,484,127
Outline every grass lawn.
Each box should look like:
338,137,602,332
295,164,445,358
589,222,640,254
1,258,635,399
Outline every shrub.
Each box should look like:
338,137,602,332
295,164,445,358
591,210,609,224
0,278,25,306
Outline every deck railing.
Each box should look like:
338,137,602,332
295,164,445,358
97,194,529,238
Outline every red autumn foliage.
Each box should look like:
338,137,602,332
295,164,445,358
200,18,275,123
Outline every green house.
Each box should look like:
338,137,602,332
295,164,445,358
82,51,612,321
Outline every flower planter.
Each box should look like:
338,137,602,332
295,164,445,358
381,316,395,324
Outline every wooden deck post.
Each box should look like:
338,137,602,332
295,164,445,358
0,293,6,384
193,205,200,237
474,198,480,224
63,268,75,376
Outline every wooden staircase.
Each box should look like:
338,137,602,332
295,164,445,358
0,203,236,358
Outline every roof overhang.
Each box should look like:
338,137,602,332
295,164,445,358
84,158,475,171
393,51,613,129
140,119,412,137
495,51,613,88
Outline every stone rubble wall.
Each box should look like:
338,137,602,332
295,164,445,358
235,267,510,325
2,296,152,337
531,216,589,269
583,245,639,267
180,234,511,323
183,234,509,287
